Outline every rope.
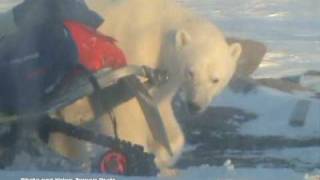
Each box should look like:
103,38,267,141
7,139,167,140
108,110,119,140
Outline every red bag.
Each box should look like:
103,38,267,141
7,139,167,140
64,21,126,72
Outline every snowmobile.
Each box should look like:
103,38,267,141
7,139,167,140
0,2,171,176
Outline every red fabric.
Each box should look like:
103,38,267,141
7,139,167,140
64,21,126,72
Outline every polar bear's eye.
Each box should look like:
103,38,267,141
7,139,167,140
211,77,220,84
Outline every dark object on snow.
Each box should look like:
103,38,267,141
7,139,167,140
226,38,267,76
289,99,311,127
13,0,103,30
226,38,267,94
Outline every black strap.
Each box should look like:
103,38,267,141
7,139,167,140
87,69,172,155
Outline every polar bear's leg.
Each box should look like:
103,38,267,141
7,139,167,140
48,132,92,160
147,95,185,171
98,98,150,151
48,97,96,161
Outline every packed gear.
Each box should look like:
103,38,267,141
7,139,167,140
0,23,78,112
0,0,170,176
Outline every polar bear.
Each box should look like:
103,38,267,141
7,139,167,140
50,0,242,174
89,0,242,113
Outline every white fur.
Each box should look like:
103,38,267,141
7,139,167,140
50,0,241,173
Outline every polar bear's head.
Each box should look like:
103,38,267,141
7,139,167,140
175,23,241,114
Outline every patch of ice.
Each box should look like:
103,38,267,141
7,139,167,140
0,166,307,180
259,61,280,68
223,159,235,171
265,52,289,59
264,147,320,166
183,144,199,153
213,86,320,138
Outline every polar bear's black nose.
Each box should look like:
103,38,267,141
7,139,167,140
187,102,201,113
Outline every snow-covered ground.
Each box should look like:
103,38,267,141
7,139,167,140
180,0,320,79
1,167,317,180
172,0,319,179
197,0,320,179
0,0,320,179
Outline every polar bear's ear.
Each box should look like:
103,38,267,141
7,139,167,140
229,43,242,62
176,30,191,49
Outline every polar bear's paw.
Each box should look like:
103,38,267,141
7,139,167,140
158,168,180,177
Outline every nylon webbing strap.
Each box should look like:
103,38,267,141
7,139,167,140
124,76,173,156
74,65,172,155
